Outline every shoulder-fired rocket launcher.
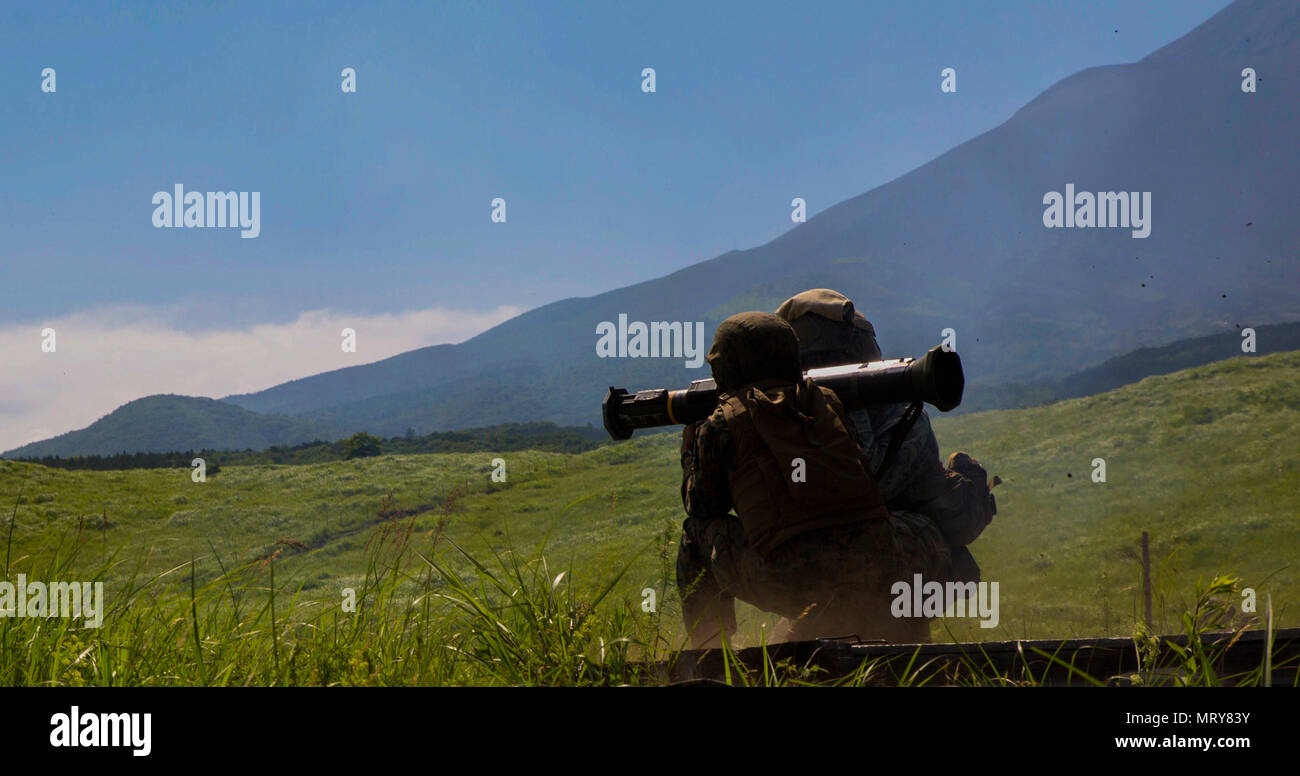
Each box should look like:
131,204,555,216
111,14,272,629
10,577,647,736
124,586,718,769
602,345,964,440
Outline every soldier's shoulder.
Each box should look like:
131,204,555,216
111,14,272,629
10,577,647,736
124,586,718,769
814,383,848,412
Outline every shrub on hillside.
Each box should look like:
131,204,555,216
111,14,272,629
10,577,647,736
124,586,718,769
343,432,383,459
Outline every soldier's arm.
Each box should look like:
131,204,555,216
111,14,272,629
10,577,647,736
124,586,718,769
876,410,992,546
680,414,735,522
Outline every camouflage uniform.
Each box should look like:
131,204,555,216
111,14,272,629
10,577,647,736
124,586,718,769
675,312,953,648
774,288,995,635
851,401,992,583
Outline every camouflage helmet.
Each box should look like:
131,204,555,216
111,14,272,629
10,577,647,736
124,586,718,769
774,288,882,367
706,312,803,392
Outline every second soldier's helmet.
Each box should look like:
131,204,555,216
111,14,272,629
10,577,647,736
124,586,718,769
774,288,882,368
706,312,803,393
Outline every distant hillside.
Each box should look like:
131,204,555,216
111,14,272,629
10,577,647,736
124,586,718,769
1,395,343,459
959,321,1300,412
10,326,1299,459
10,421,610,470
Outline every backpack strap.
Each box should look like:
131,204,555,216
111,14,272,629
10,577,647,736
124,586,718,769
874,401,922,480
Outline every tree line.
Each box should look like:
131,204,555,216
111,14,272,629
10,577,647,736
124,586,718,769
10,423,609,471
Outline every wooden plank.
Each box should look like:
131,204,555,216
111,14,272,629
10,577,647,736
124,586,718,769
657,627,1300,685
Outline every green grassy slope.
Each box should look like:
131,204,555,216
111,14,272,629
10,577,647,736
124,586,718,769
2,352,1296,654
932,350,1300,639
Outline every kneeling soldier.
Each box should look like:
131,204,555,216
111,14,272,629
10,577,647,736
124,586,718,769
677,311,951,648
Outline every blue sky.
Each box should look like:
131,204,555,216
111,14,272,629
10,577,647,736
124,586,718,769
0,0,1236,449
1,0,1232,327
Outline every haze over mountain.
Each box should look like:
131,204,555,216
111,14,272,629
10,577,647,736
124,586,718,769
9,0,1297,456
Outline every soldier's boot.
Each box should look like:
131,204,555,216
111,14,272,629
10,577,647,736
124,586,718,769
677,530,738,650
681,593,736,650
679,577,737,649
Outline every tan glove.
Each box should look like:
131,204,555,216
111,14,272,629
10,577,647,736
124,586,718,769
947,451,996,528
947,451,987,488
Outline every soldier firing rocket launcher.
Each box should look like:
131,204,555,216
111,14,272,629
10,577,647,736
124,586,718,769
602,344,964,441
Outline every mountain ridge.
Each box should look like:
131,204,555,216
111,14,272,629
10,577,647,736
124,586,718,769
3,395,342,459
16,0,1300,453
10,323,1300,459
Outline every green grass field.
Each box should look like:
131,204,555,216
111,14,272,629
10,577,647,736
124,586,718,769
2,351,1297,685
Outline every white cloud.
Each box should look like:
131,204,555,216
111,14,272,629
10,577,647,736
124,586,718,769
0,304,522,453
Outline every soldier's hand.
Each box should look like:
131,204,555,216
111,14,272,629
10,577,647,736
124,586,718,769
948,451,994,527
946,451,987,487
